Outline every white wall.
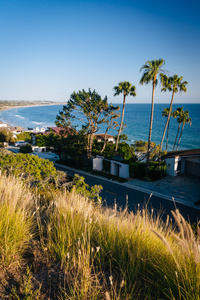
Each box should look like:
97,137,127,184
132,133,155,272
165,157,181,176
93,157,129,178
93,157,103,171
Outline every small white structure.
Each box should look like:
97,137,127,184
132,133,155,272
32,146,46,153
93,155,129,178
163,149,200,177
0,123,7,128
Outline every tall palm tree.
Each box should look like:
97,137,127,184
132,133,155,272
159,74,188,154
176,111,192,150
140,58,165,174
161,107,173,151
113,81,136,153
173,107,184,150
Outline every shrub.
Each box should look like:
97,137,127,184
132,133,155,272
19,144,33,153
0,153,58,183
129,161,166,180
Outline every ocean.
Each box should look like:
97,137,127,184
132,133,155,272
0,103,199,151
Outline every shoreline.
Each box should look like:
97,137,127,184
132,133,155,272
0,103,63,129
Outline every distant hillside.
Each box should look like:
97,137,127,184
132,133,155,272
0,100,63,111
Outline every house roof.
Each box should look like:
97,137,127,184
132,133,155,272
163,149,200,159
47,127,75,135
95,134,114,139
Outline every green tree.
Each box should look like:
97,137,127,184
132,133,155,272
0,130,12,143
100,107,120,153
113,81,136,153
133,140,160,162
160,74,188,154
55,89,119,160
35,134,47,147
176,111,192,150
16,132,31,142
140,59,165,175
173,107,184,150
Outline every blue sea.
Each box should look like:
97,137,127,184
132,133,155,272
0,103,200,151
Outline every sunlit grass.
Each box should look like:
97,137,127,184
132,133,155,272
0,174,33,266
0,173,199,299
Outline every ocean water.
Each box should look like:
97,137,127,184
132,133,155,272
0,103,199,151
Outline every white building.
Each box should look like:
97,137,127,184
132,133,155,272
163,149,200,177
93,155,129,178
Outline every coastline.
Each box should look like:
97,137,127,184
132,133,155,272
0,103,62,129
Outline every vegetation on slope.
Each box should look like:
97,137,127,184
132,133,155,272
0,171,199,299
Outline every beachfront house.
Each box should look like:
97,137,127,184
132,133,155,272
163,149,200,177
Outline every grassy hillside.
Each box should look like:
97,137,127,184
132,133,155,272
0,172,199,299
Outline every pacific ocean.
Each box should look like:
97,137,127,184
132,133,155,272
0,103,199,151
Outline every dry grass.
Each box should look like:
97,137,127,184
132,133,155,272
0,174,199,299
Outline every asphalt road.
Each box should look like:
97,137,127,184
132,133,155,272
56,164,200,224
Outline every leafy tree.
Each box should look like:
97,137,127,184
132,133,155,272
100,107,120,153
140,59,165,174
160,74,188,154
117,142,136,161
16,132,31,143
35,134,47,147
176,111,192,150
133,140,160,162
0,130,13,143
113,81,136,153
55,89,119,159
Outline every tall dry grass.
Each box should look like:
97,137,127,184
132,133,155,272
0,173,33,266
45,187,200,299
0,173,199,299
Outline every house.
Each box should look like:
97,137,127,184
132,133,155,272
31,126,75,145
94,134,115,143
93,155,129,178
163,149,200,177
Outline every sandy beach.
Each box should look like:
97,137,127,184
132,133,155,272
0,101,62,128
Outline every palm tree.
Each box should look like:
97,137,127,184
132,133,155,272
159,74,188,154
113,81,136,153
161,107,173,151
140,58,165,174
176,111,192,150
173,107,184,150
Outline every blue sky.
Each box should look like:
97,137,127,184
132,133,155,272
0,0,200,103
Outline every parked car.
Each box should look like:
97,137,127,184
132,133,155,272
14,141,29,147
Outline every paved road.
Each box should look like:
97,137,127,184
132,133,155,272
55,164,200,224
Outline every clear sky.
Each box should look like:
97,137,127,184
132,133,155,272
0,0,200,103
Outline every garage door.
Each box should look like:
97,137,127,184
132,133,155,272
185,161,200,177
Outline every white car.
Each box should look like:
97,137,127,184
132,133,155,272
14,141,29,147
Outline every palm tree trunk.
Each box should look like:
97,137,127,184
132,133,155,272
160,92,174,154
158,91,174,167
115,93,126,154
166,119,170,151
173,123,181,150
176,123,185,150
146,80,155,175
